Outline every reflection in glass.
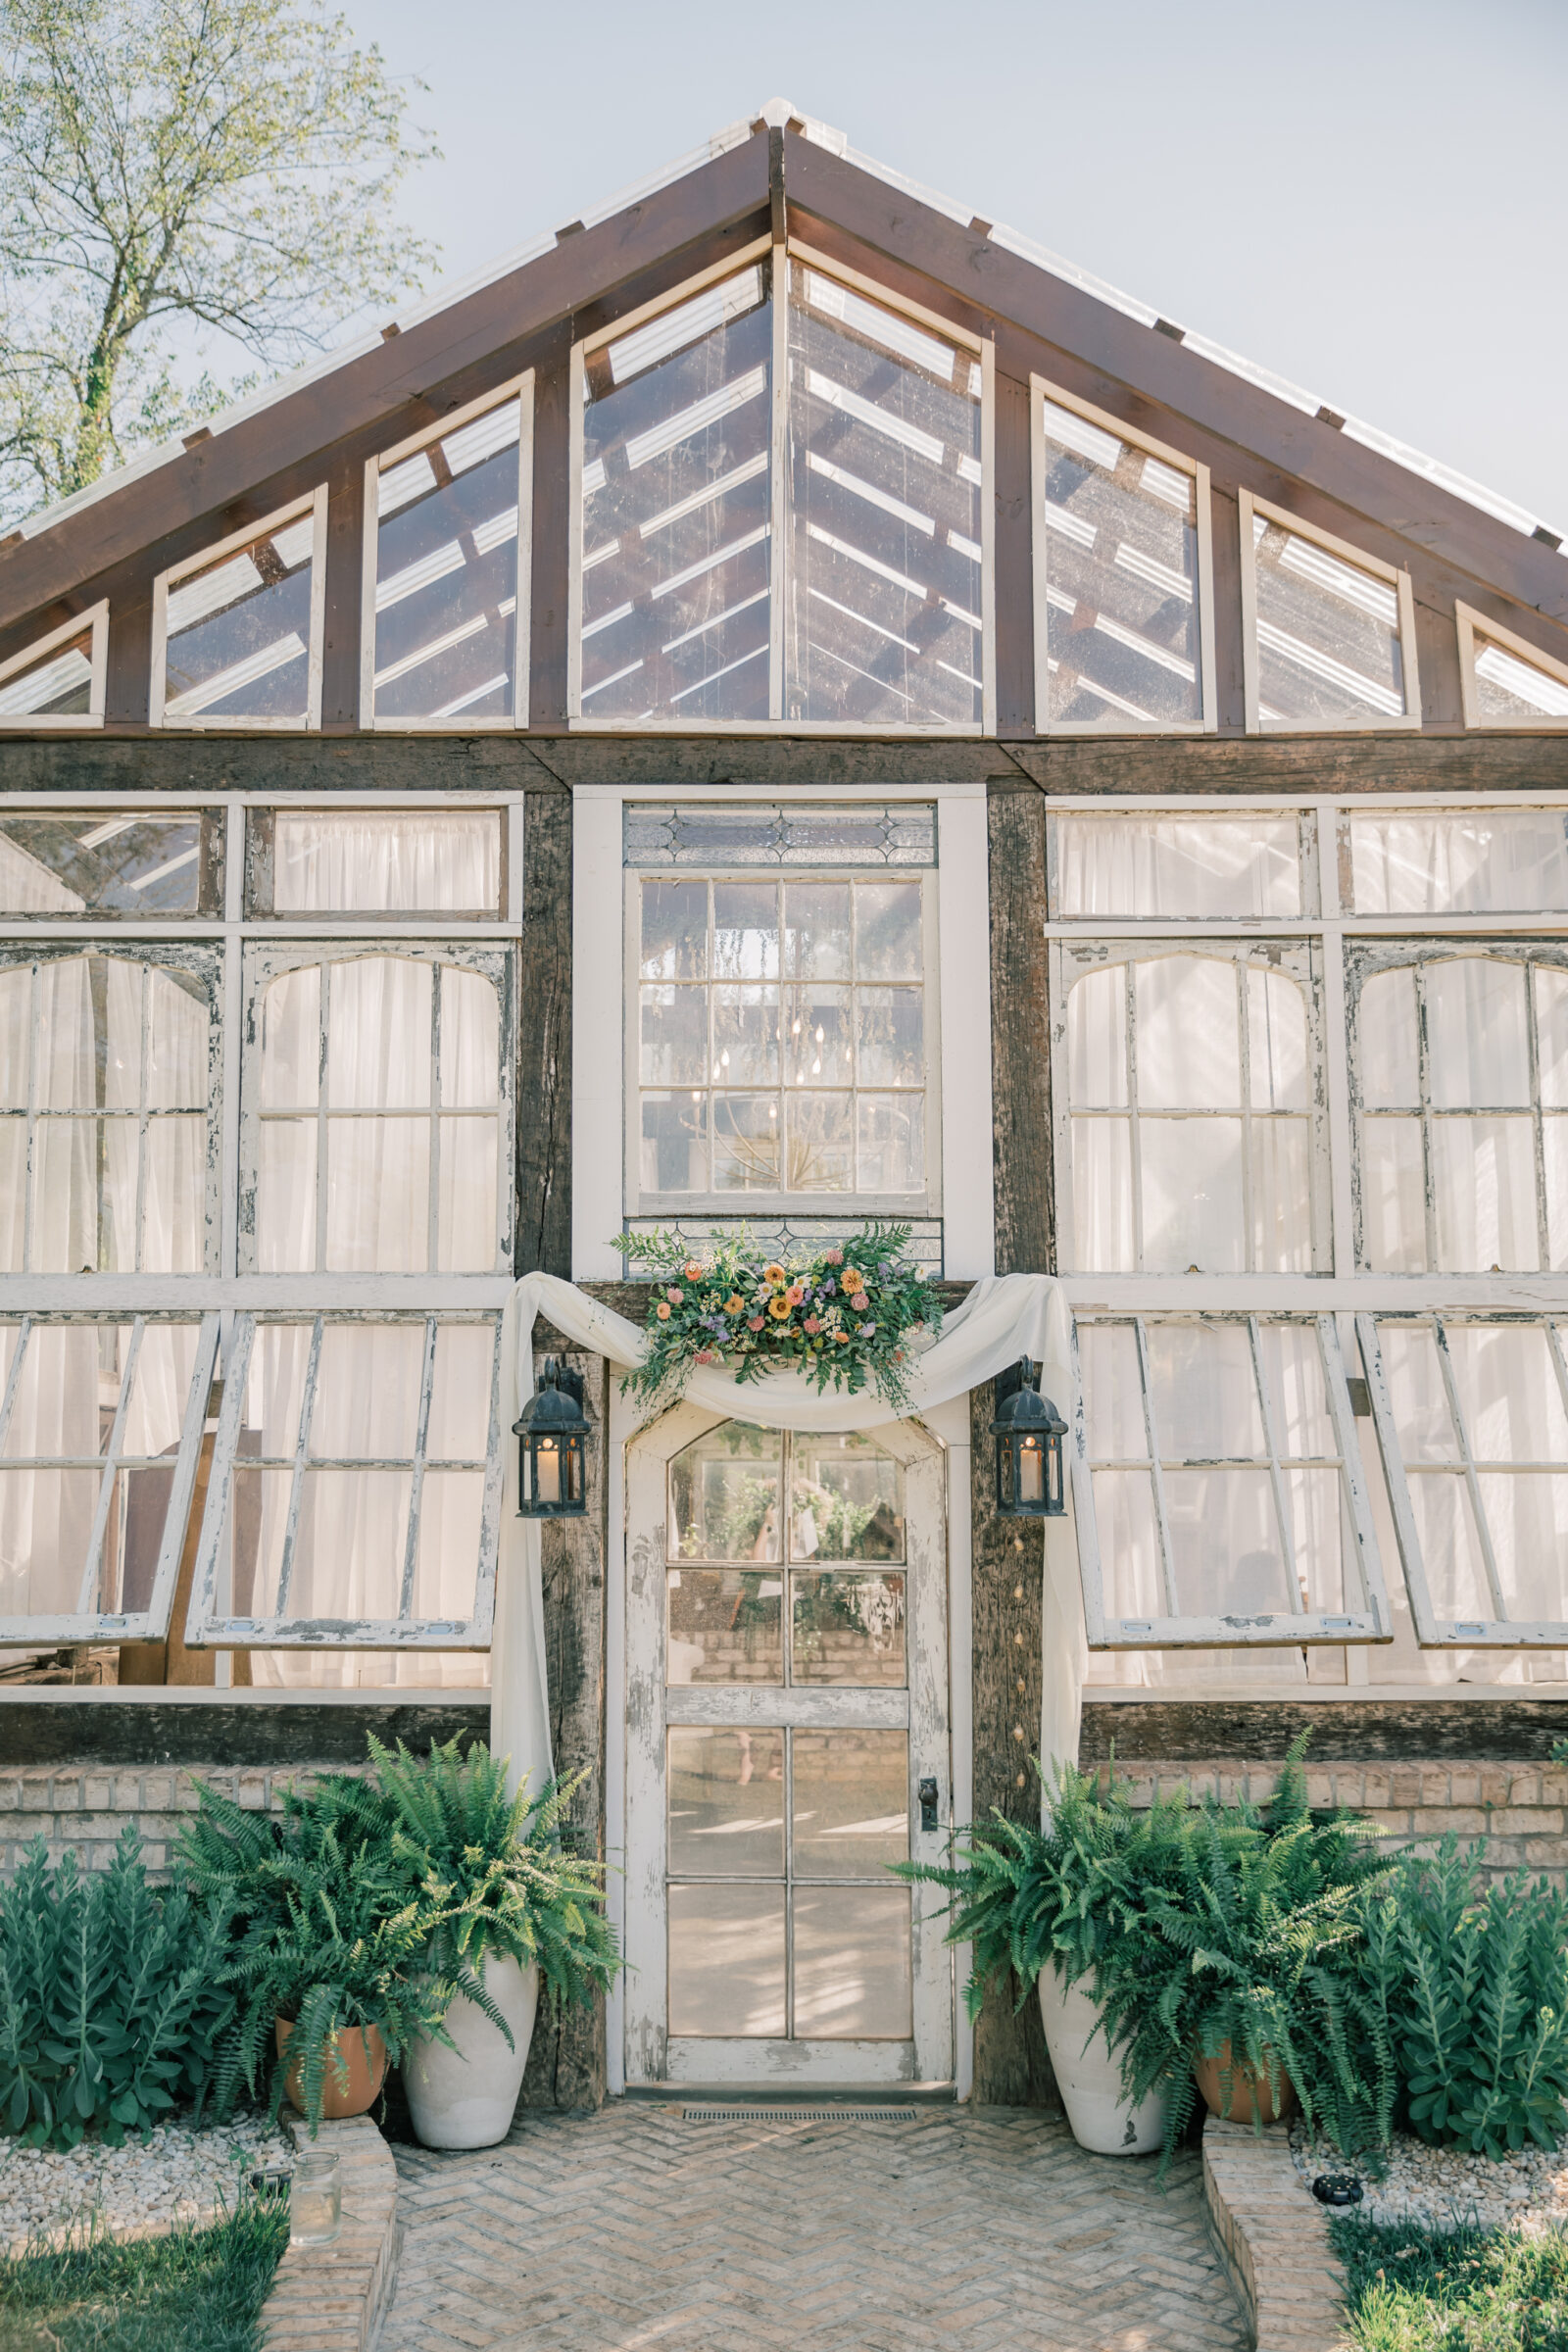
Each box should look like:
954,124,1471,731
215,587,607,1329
0,626,95,721
791,1729,907,1874
1250,512,1407,726
667,1727,784,1875
791,1572,906,1685
0,814,207,916
1040,399,1202,728
668,1426,783,1563
666,1568,783,1684
163,512,317,724
791,1886,911,2038
667,1885,786,2036
787,264,982,728
1471,634,1568,725
371,399,521,723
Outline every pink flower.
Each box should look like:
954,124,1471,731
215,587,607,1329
849,1292,868,1311
822,1247,844,1266
785,1283,806,1306
804,1316,820,1335
694,1348,715,1365
666,1287,684,1304
747,1314,765,1332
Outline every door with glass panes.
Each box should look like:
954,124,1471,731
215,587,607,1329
624,1405,953,2086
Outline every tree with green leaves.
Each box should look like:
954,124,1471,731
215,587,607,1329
0,0,438,525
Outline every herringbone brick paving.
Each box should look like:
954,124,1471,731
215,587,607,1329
379,2103,1249,2352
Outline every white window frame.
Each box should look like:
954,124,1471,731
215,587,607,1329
624,860,943,1225
1029,377,1216,737
1239,489,1421,735
0,1309,220,1648
1455,600,1568,732
182,1306,502,1651
149,488,329,732
1071,1309,1390,1648
0,601,109,731
566,240,996,737
1051,934,1332,1278
1359,1308,1568,1648
359,372,534,733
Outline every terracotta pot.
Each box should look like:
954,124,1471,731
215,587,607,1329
1193,2042,1296,2126
1037,1966,1166,2157
275,2017,388,2120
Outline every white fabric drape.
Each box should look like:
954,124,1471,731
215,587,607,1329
491,1269,1085,1804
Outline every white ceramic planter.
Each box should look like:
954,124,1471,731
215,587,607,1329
404,1955,540,2151
1037,1965,1166,2157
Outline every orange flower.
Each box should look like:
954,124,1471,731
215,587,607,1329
763,1261,787,1286
840,1267,864,1294
683,1260,705,1281
657,1301,671,1320
833,1329,852,1345
766,1295,793,1320
785,1283,806,1306
723,1294,745,1315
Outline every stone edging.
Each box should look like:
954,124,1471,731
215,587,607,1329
259,2114,401,2352
1202,2117,1345,2351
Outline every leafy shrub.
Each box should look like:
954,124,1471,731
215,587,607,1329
0,1829,235,2149
1355,1839,1568,2160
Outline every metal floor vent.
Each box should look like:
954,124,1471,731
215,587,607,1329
682,2104,919,2125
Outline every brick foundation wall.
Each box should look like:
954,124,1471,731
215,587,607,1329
0,1760,366,1876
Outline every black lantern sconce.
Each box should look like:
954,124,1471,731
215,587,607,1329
513,1359,590,1518
991,1357,1067,1518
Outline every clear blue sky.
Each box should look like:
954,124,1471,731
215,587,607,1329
352,0,1568,535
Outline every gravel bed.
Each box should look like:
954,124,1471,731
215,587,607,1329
1291,2118,1568,2235
0,2113,293,2253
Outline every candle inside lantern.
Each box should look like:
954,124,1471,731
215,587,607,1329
535,1437,561,1505
1018,1436,1044,1504
289,2152,341,2247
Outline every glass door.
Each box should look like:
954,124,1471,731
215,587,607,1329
624,1407,953,2088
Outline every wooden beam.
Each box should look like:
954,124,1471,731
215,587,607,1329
992,368,1034,734
516,785,573,1278
988,791,1053,1274
318,446,367,729
0,135,772,635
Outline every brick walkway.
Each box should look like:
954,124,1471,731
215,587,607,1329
380,2103,1249,2352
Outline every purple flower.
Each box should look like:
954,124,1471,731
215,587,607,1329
861,1324,877,1337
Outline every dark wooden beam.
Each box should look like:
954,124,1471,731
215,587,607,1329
1080,1693,1568,1765
319,447,367,729
992,367,1033,735
988,791,1052,1274
515,785,573,1278
528,334,572,729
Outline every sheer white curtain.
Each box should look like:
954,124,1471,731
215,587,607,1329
272,811,501,913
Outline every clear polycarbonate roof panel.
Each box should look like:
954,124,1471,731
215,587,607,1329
372,397,522,722
0,626,95,721
787,264,982,727
163,514,317,724
1472,633,1568,724
580,266,773,722
1039,399,1201,727
1250,513,1408,726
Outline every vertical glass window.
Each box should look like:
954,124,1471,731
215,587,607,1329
579,267,773,722
639,876,925,1201
368,393,525,724
1036,391,1205,728
1353,952,1568,1274
0,607,105,727
787,264,983,727
0,954,212,1274
251,953,506,1274
1063,950,1317,1274
1244,497,1411,726
157,501,322,727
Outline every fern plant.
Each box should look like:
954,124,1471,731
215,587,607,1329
1354,1839,1568,2160
0,1830,235,2149
370,1737,620,2027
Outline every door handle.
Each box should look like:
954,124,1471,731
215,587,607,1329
918,1776,939,1833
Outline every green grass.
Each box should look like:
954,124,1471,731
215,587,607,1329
0,2197,288,2352
1331,2214,1568,2350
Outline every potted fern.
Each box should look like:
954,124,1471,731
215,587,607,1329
373,1737,621,2150
180,1768,441,2132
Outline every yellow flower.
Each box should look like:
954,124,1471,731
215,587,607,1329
840,1267,864,1294
763,1261,787,1286
723,1294,745,1316
766,1295,793,1320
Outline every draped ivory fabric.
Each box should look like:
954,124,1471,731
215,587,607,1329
492,1269,1086,1806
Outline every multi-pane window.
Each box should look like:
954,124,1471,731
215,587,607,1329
152,495,326,728
0,605,108,729
1032,383,1212,731
364,385,531,727
635,874,928,1206
1059,946,1321,1274
663,1425,912,2040
1362,1315,1568,1643
246,949,510,1276
572,252,990,731
184,1312,500,1648
1351,950,1568,1273
1456,604,1568,730
1240,492,1417,730
0,951,216,1273
1076,1316,1385,1645
0,801,519,1675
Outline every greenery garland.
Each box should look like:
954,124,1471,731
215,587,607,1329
614,1223,942,1416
